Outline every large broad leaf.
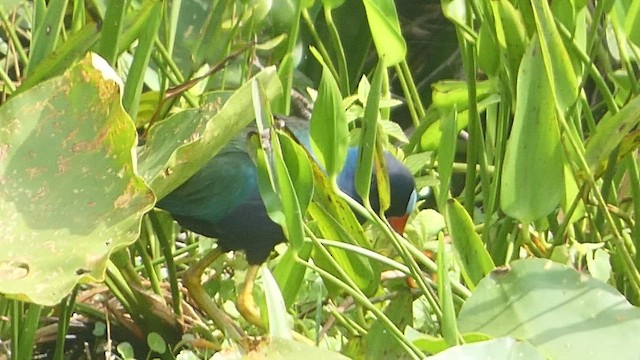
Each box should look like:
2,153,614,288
427,338,545,360
245,337,350,360
0,54,154,305
458,258,640,359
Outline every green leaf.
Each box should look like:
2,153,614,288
26,0,68,75
272,241,312,308
493,0,528,94
477,20,500,77
122,2,162,119
116,342,135,360
623,1,640,47
147,332,167,354
365,290,413,358
262,267,292,339
307,156,378,296
584,94,640,175
97,0,126,65
322,0,345,9
437,109,457,208
500,37,564,223
19,2,161,94
246,337,351,359
18,23,100,94
0,54,154,305
0,0,22,11
421,81,499,152
271,130,306,248
405,328,491,355
445,199,495,289
362,0,406,66
531,0,579,112
168,0,232,76
355,60,384,207
251,129,286,234
310,64,349,180
438,231,459,346
279,131,314,218
458,258,640,359
427,338,545,360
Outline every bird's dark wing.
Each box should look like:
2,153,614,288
156,144,258,229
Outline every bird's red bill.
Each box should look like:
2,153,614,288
388,214,410,235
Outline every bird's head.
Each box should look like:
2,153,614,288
337,148,417,235
379,152,417,235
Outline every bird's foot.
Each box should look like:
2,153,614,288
237,264,264,328
182,248,245,340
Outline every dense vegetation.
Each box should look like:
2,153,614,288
2,0,640,359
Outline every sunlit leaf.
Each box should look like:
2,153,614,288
500,37,563,222
262,267,292,339
531,0,579,112
310,64,349,180
362,0,406,66
445,199,495,289
0,54,154,305
355,60,384,207
458,258,640,359
427,338,545,360
246,337,350,359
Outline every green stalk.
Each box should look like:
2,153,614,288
302,8,340,83
149,211,183,316
135,238,164,299
98,0,127,65
27,0,70,74
0,9,28,64
18,303,41,360
123,1,162,119
53,286,80,360
393,63,420,127
10,301,21,359
323,6,350,96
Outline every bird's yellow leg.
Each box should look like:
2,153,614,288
237,264,264,328
182,248,245,340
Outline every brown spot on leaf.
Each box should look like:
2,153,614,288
98,80,117,101
26,167,46,179
32,187,47,200
57,156,69,174
71,127,110,153
114,182,137,209
62,128,79,149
